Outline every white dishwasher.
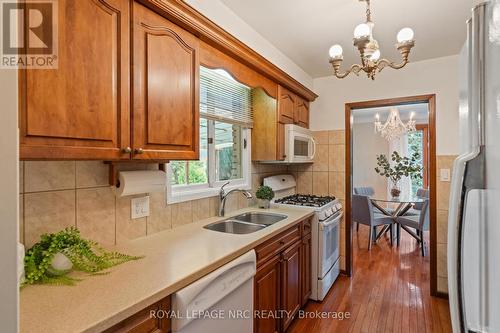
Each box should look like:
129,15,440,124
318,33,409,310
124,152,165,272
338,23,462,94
171,250,256,333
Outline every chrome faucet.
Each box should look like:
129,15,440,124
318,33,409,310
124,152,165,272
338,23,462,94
218,182,253,217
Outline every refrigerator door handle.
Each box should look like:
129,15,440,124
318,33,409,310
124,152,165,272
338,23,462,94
448,148,485,333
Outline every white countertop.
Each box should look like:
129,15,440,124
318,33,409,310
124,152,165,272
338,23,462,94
20,206,314,333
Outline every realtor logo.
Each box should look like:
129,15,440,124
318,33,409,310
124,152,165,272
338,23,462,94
1,0,58,68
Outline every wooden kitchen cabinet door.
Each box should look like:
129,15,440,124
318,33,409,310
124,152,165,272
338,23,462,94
300,232,312,306
295,97,310,128
255,255,281,333
20,0,130,160
281,241,302,332
277,85,296,124
132,2,199,160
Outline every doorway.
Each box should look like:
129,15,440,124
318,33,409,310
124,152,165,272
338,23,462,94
344,94,439,296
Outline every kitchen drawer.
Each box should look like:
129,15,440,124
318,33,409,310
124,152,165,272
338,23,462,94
301,217,312,236
256,224,301,266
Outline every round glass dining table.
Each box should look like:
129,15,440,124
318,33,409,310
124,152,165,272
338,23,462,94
369,195,426,242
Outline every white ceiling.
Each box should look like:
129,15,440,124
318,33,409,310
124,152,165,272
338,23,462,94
352,103,429,124
220,0,477,77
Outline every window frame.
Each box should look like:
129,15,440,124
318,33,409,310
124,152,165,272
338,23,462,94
166,124,251,204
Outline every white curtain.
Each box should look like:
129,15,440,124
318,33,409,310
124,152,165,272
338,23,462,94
387,134,412,198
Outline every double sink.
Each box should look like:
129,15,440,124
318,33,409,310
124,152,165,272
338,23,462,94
204,212,288,234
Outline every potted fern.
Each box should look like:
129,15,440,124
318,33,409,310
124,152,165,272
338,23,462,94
256,185,275,209
374,151,423,198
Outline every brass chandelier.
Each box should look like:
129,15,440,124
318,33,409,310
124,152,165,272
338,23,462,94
328,0,415,80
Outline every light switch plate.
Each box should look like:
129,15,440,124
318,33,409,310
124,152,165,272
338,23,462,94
440,168,451,182
131,196,150,219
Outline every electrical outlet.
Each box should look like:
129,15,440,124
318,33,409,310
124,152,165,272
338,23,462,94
131,196,150,219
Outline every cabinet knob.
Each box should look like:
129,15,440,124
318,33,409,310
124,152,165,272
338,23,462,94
134,148,144,154
121,147,132,153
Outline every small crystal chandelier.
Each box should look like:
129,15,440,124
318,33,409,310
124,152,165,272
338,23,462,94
374,108,416,141
328,0,415,80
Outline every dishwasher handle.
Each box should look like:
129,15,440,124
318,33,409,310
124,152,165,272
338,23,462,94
171,250,256,331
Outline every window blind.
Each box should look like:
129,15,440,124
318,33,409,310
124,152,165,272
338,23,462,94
200,66,253,128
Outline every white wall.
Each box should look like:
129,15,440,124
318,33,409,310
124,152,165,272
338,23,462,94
310,55,460,155
184,0,314,90
0,68,19,331
352,123,389,199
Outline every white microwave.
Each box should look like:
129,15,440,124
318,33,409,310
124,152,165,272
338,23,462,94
283,124,316,163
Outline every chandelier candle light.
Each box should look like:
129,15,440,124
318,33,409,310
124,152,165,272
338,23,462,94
374,108,416,141
328,0,415,80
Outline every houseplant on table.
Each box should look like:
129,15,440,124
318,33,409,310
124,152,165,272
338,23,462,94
256,185,275,209
374,151,423,198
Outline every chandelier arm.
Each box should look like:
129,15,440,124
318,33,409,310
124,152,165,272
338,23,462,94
332,63,363,79
376,58,409,72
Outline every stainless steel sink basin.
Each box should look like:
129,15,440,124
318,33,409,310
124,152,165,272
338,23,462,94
232,212,287,225
204,220,267,234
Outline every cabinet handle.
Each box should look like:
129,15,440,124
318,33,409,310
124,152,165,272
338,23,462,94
121,147,132,154
134,148,144,154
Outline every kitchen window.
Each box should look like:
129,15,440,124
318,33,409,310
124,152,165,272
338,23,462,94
167,67,252,203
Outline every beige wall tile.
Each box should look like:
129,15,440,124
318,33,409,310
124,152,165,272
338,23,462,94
19,194,24,244
171,201,193,228
437,277,449,294
437,155,457,170
312,172,329,196
251,162,260,174
297,163,313,172
313,145,329,172
76,161,109,188
76,187,116,246
329,144,345,172
329,130,345,145
192,198,212,222
19,161,24,194
223,194,239,215
297,171,313,195
209,197,220,217
437,209,448,244
437,180,451,210
313,130,329,145
116,195,147,244
437,243,448,277
258,164,288,174
25,161,76,192
24,190,76,248
147,191,172,235
329,172,345,199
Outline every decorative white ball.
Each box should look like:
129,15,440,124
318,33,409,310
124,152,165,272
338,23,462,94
50,252,73,272
354,23,371,39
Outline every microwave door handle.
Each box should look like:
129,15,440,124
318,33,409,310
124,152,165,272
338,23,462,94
309,137,317,160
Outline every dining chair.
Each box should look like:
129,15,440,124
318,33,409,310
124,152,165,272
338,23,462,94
353,187,386,231
404,188,430,216
352,195,395,249
395,198,430,256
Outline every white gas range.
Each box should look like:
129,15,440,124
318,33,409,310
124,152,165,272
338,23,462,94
264,175,343,301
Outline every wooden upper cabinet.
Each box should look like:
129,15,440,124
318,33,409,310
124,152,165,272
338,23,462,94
295,97,310,128
277,86,296,124
20,0,130,160
132,2,199,160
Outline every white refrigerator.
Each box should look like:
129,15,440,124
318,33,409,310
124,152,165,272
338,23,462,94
448,1,500,332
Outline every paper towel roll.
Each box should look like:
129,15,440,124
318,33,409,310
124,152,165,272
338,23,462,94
115,170,166,197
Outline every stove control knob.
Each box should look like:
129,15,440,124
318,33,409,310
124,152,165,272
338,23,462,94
318,211,327,221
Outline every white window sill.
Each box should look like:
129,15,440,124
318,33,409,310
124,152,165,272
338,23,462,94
167,182,252,204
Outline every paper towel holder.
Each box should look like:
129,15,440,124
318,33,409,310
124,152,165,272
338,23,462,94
105,161,167,187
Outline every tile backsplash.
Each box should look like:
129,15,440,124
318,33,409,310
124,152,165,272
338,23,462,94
19,161,288,248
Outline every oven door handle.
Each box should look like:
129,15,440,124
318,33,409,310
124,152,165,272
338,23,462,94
320,212,343,230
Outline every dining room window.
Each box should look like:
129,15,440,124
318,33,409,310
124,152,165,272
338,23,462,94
407,124,429,196
167,66,252,203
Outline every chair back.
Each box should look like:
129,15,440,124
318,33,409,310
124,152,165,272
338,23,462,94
414,188,429,210
419,199,430,230
352,195,374,226
353,187,375,196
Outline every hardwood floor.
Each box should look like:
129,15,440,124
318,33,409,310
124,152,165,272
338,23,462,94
288,225,452,333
